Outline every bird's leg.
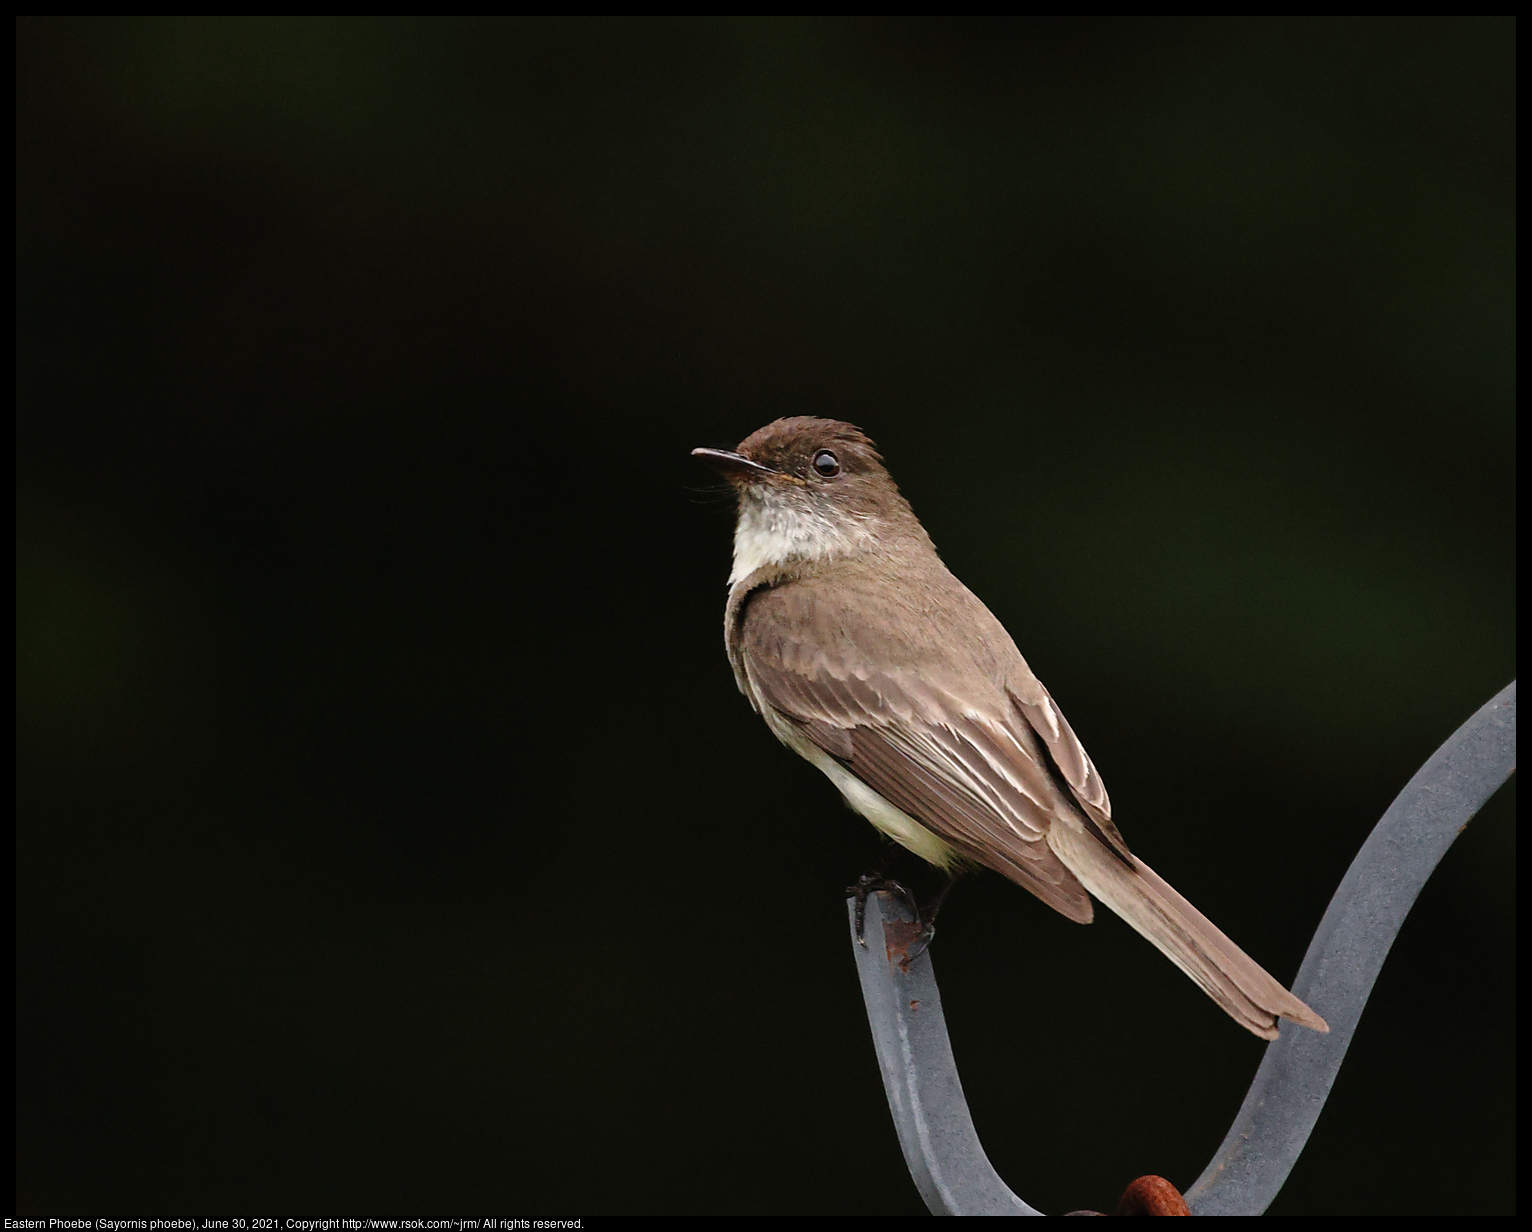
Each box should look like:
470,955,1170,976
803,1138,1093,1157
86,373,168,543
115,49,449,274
846,842,921,947
920,868,961,930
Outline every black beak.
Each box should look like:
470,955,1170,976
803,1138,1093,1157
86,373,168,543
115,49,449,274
691,447,777,481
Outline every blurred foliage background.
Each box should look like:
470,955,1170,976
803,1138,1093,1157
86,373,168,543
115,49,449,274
17,17,1514,1216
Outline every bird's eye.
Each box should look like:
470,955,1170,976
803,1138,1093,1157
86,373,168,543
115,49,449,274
812,449,841,477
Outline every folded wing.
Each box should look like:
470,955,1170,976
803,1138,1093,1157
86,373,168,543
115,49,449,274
740,612,1096,923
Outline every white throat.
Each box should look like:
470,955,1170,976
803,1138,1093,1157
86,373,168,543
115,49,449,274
729,487,872,585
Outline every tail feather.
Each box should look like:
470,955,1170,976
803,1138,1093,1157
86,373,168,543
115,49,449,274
1047,824,1328,1040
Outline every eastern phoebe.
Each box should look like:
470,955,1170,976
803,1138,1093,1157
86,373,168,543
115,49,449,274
694,417,1327,1040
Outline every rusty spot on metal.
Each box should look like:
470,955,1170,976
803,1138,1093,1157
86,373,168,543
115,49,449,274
909,999,921,1012
883,918,924,972
1114,1175,1190,1216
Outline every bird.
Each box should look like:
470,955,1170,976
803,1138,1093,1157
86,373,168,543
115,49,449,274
693,416,1328,1040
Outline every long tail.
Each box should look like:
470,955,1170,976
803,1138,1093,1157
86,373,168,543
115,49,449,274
1047,824,1328,1040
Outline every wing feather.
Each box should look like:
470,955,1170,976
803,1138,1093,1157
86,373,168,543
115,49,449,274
1011,691,1131,861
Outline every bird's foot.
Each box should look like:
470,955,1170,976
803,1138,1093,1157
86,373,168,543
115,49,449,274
846,874,929,951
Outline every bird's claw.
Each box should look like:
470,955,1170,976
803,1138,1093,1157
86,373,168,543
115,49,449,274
847,874,924,948
904,923,936,963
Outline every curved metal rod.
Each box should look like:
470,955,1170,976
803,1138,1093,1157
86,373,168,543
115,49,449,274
847,891,1041,1215
1186,679,1516,1214
848,681,1515,1216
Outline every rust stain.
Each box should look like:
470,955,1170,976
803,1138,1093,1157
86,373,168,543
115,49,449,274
882,918,923,972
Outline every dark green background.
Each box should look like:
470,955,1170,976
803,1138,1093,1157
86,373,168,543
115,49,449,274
17,17,1515,1216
